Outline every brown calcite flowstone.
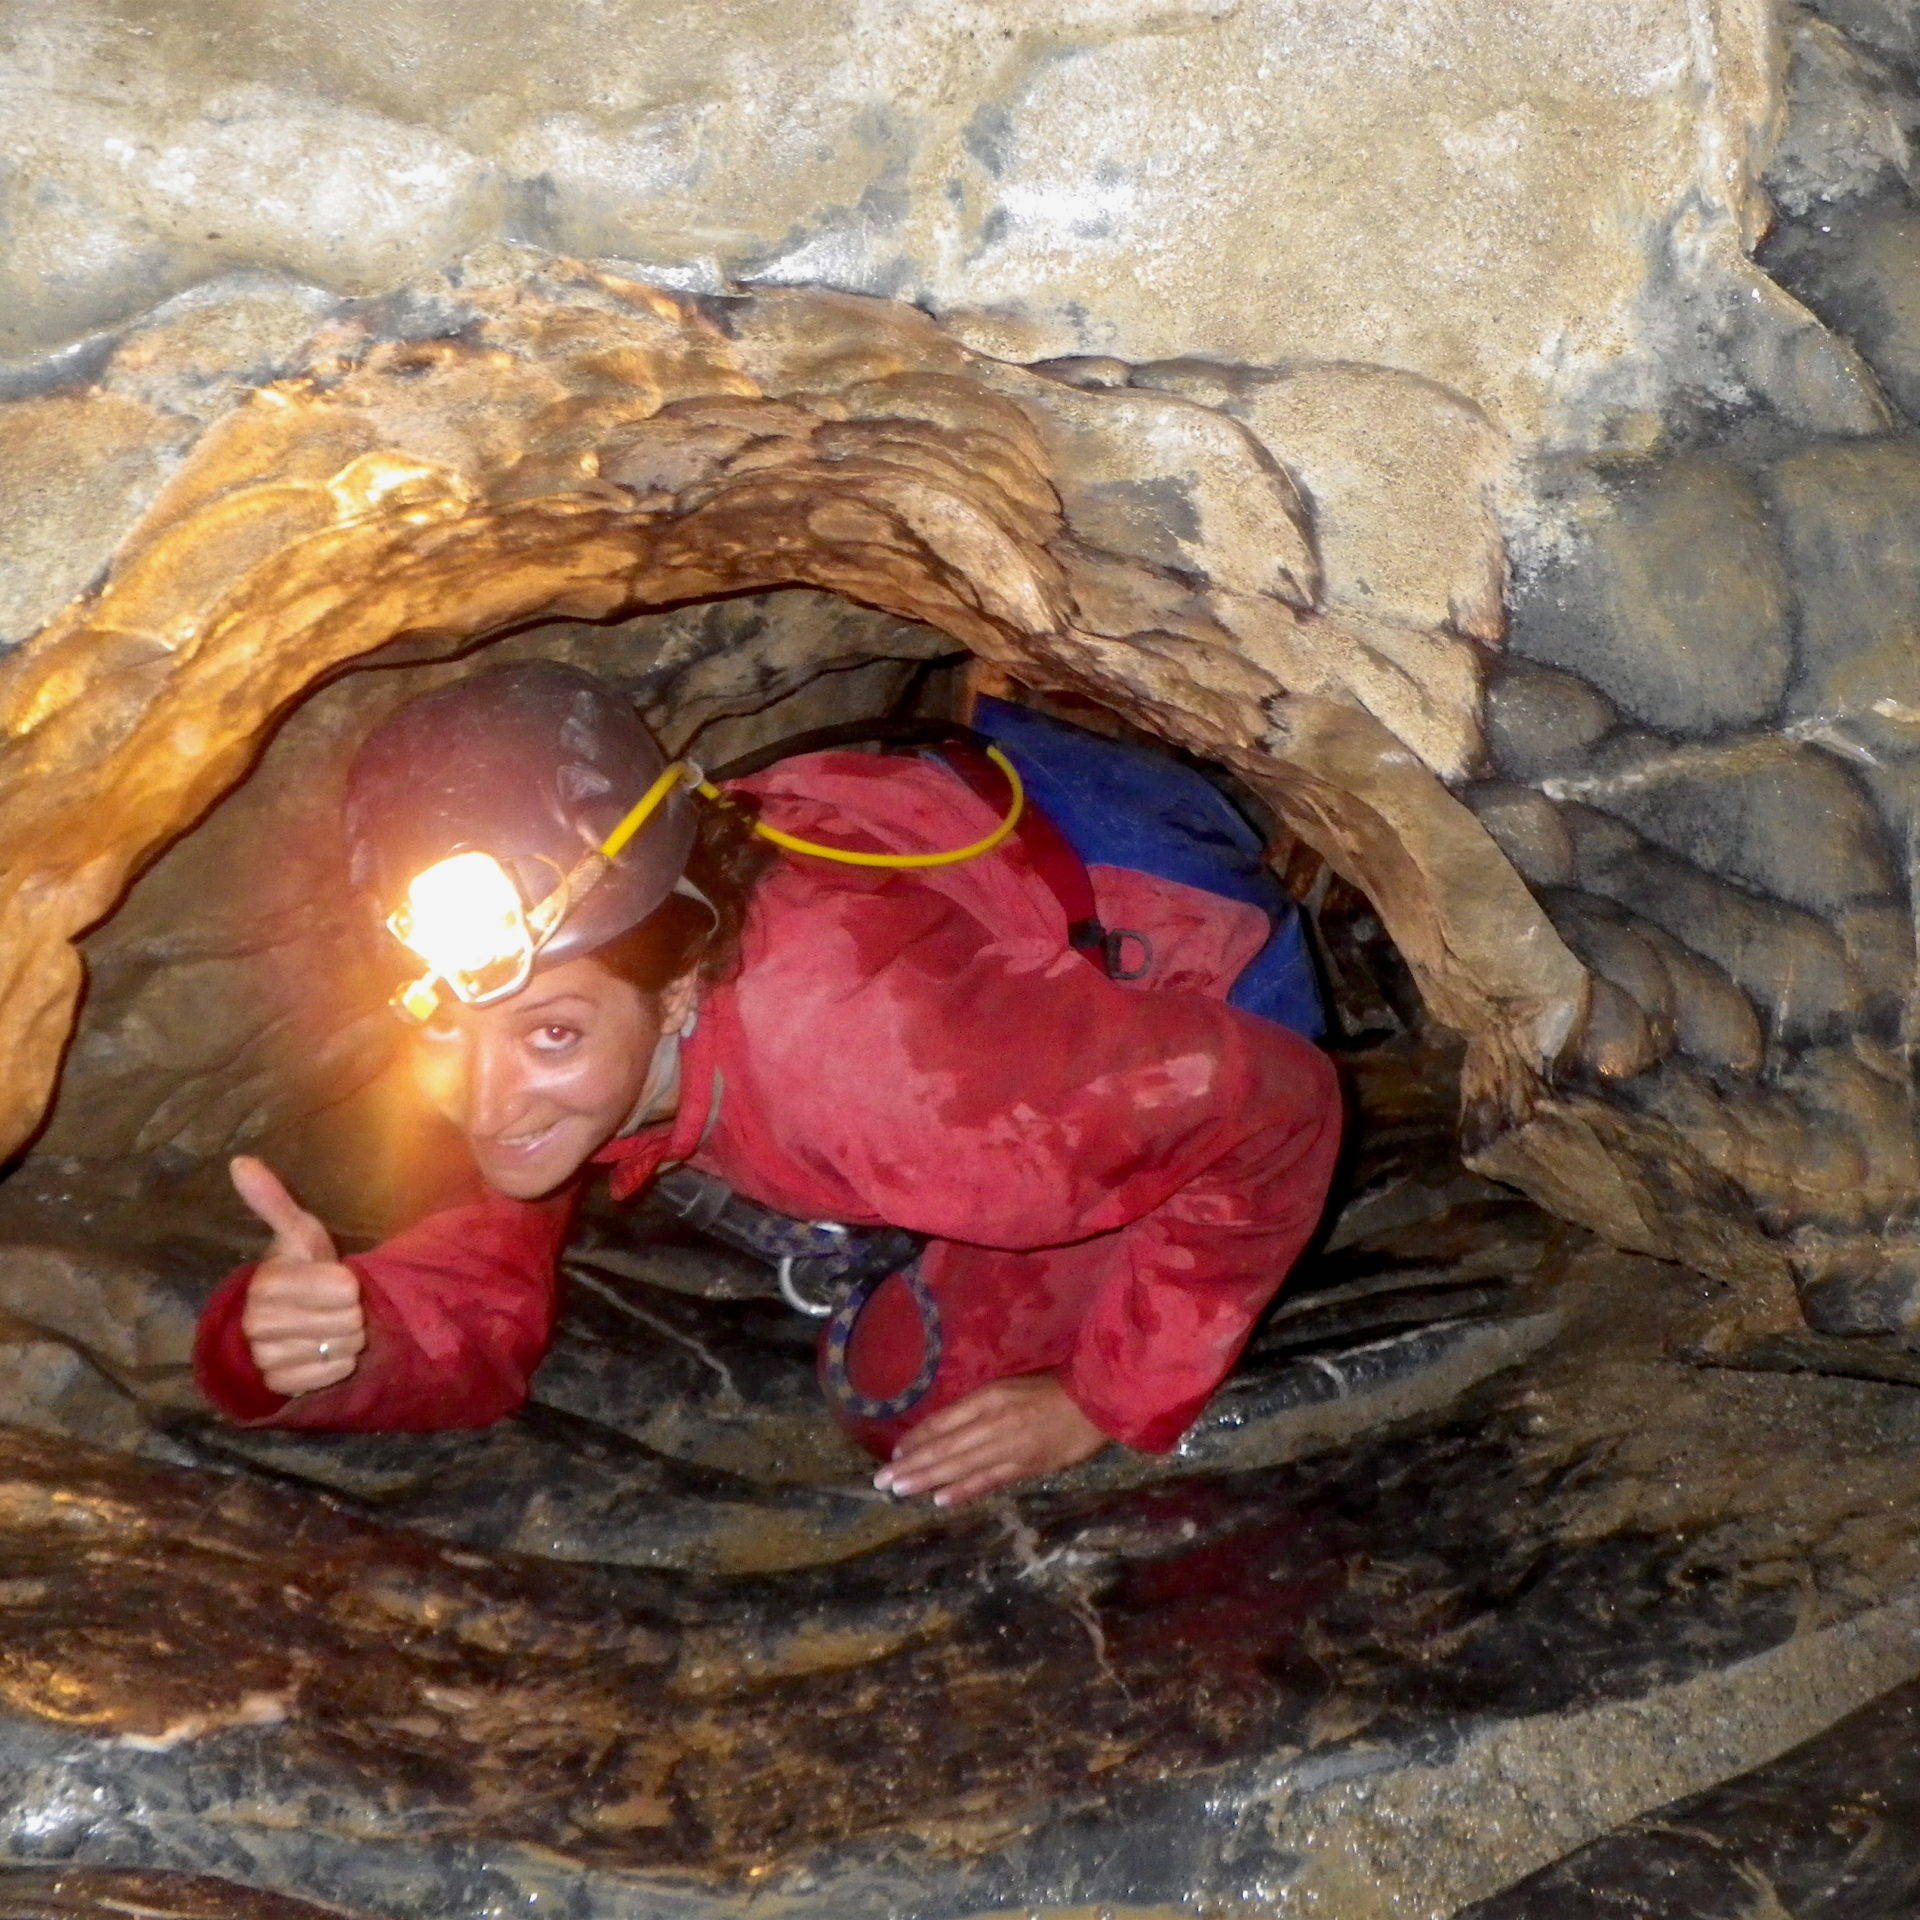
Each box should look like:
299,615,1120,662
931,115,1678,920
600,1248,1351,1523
0,255,1588,1241
0,1867,364,1918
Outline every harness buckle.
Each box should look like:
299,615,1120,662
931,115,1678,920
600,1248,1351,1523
1102,926,1153,981
776,1222,849,1317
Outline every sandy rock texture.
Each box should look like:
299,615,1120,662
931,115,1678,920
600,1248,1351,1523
0,0,1811,675
3,0,1780,436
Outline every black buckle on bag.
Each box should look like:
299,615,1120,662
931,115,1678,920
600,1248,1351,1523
1067,915,1110,965
1069,918,1152,981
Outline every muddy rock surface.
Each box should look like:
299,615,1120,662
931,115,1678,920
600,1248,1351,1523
0,1045,1913,1916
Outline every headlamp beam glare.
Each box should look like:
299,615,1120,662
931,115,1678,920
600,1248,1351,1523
387,851,537,1016
387,762,695,1021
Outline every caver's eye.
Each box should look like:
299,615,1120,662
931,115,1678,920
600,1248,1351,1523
529,1022,582,1052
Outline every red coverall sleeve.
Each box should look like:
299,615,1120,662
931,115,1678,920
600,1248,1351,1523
192,1186,576,1431
1052,1026,1340,1450
736,877,1344,1451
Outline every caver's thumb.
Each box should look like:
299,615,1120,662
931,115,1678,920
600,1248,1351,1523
230,1156,337,1265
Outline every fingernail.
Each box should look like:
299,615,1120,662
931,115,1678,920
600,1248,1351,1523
932,1492,952,1508
872,1470,893,1492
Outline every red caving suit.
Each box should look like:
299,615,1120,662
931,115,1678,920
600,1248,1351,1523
195,752,1342,1457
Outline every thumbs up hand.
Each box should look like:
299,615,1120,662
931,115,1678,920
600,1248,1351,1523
231,1156,366,1398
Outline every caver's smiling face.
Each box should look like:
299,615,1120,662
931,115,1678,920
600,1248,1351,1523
406,954,691,1199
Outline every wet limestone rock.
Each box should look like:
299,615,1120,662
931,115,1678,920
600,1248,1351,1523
1484,659,1623,785
1768,7,1919,217
1461,1670,1920,1919
1769,202,1920,421
1549,732,1899,925
1,0,1780,460
10,0,1920,1340
0,1227,1917,1917
1508,457,1795,739
0,1868,359,1919
0,257,1586,1241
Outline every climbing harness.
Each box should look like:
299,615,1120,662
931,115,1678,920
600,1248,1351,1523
650,1165,939,1421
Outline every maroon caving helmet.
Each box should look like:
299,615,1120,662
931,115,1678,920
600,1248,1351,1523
342,661,700,995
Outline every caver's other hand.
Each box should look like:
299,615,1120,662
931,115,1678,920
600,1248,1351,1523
230,1156,366,1397
876,1373,1106,1507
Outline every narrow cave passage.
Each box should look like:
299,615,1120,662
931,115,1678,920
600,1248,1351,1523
0,582,1678,1918
0,584,1563,1556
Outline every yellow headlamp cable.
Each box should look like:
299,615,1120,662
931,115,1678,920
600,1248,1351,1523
690,743,1027,869
597,760,693,861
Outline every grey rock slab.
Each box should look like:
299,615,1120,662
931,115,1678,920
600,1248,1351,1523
1774,1044,1920,1221
1767,9,1918,217
1566,822,1865,1045
1772,205,1920,425
1508,457,1795,739
1458,1668,1920,1918
1576,976,1665,1080
1085,1309,1567,1491
1764,433,1920,718
1622,1059,1873,1235
0,1323,147,1454
1542,889,1679,1048
1626,920,1765,1075
1806,0,1920,77
0,1239,200,1377
0,0,1786,460
1464,783,1575,889
1544,731,1899,918
163,1404,927,1576
1485,657,1622,785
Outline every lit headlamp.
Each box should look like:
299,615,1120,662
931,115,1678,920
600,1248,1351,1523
386,852,547,1019
386,761,694,1023
383,740,1029,1022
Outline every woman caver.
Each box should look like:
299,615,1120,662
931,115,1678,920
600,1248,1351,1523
194,663,1342,1506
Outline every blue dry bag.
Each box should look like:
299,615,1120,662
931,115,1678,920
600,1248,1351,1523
967,696,1325,1039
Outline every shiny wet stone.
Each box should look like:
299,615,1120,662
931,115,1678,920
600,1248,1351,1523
1460,1673,1920,1918
1,1042,1917,1913
2,1289,1920,1917
0,1866,354,1918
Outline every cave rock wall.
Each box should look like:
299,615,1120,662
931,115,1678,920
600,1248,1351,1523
3,0,1919,1333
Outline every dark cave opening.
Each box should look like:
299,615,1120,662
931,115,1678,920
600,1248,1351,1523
0,583,1557,1541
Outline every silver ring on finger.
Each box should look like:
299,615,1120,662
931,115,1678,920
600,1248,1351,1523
316,1340,333,1360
